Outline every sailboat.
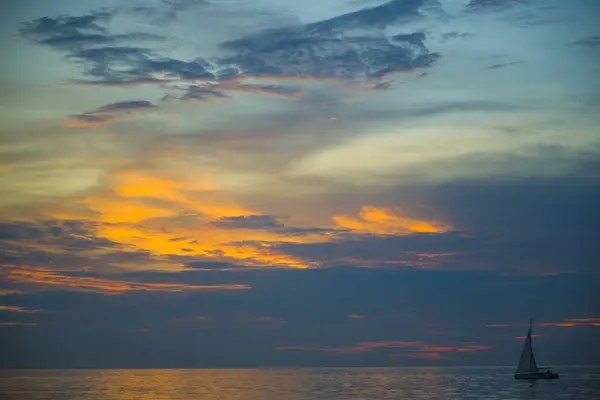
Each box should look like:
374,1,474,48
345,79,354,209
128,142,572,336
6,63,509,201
514,318,559,380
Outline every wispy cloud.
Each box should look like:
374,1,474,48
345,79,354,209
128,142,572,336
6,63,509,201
538,318,600,327
483,61,523,70
333,206,451,235
0,322,38,327
276,340,490,359
19,0,438,88
0,305,41,313
66,100,160,127
572,35,600,48
2,265,250,294
466,0,528,13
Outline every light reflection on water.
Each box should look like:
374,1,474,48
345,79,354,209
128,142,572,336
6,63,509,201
1,367,599,400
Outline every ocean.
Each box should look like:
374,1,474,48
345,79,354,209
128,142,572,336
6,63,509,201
1,366,599,400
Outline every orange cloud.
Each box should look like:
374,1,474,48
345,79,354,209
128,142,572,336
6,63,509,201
538,318,600,327
0,305,40,313
39,167,452,272
46,169,330,269
3,265,250,295
333,206,451,235
514,334,542,340
276,340,490,357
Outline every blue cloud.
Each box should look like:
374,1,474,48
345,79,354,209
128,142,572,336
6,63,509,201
19,0,439,87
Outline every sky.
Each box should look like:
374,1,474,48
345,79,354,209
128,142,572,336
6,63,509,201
0,0,599,369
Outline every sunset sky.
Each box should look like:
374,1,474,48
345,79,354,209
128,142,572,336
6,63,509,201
1,0,599,368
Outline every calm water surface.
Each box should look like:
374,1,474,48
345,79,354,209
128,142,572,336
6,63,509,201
1,367,599,400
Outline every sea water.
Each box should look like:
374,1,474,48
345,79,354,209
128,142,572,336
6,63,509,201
1,366,599,400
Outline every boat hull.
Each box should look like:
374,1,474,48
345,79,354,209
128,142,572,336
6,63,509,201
514,372,559,380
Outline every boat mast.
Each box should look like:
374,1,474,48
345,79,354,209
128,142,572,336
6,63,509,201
529,318,533,372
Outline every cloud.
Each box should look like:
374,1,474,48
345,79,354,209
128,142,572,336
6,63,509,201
513,334,541,340
347,314,367,319
66,100,160,127
219,28,438,82
371,81,394,91
176,87,230,102
18,11,114,49
333,206,451,235
212,215,285,230
1,267,598,368
466,0,528,12
0,220,118,253
483,61,522,70
2,264,250,295
184,261,247,270
0,305,40,313
572,35,600,48
276,340,490,359
217,83,309,100
43,169,327,269
19,0,439,89
424,175,600,273
267,231,474,268
538,318,600,327
0,322,38,327
132,0,209,24
441,32,475,41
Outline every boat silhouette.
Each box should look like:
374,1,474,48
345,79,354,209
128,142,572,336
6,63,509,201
514,318,558,380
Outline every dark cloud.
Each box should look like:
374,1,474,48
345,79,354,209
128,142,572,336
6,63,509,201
371,81,394,91
67,100,159,127
441,32,475,41
466,0,528,12
483,61,522,70
220,30,437,81
267,232,476,268
210,214,342,238
2,268,598,368
0,220,117,251
177,87,230,102
131,0,209,24
409,171,600,274
19,0,439,88
307,0,426,33
185,261,246,270
212,215,285,230
0,220,162,275
572,35,600,47
18,12,113,47
224,84,309,100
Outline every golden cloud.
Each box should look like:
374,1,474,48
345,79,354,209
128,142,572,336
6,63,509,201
29,167,453,272
333,206,451,235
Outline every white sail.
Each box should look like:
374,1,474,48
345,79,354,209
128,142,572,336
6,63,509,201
515,319,539,374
